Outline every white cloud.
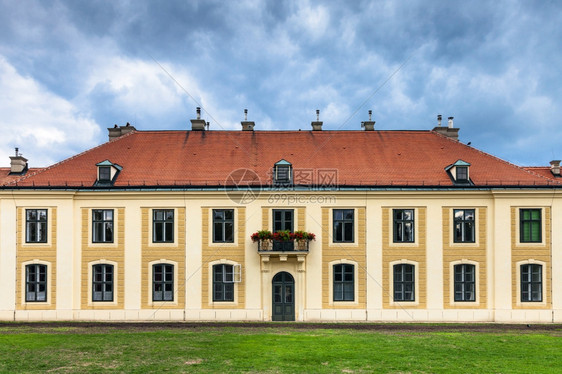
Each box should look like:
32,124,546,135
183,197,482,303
85,57,196,116
0,56,100,166
288,1,330,40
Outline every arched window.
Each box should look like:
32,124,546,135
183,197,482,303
521,264,542,302
454,264,475,301
393,264,415,301
333,264,354,301
26,264,47,302
213,264,234,302
92,264,114,301
153,264,174,301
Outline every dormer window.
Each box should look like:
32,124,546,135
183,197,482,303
456,166,468,182
273,159,292,186
99,166,111,182
95,160,122,186
445,160,471,185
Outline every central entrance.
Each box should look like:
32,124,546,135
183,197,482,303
272,272,295,321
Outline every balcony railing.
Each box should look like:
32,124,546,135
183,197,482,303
257,239,310,252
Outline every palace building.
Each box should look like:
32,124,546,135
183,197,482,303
0,111,560,322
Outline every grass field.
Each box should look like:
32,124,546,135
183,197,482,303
0,322,561,373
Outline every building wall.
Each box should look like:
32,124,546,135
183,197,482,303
0,190,560,322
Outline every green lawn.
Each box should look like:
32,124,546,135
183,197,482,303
0,323,561,373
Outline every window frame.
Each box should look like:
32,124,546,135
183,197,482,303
520,263,542,302
212,264,234,302
274,164,292,185
212,209,234,243
92,209,114,243
25,208,48,243
333,264,355,302
25,264,47,302
272,209,294,232
152,263,174,302
519,208,542,243
393,263,415,302
453,264,476,302
98,166,111,182
393,209,415,243
333,209,354,243
453,209,475,243
92,264,114,302
152,209,174,243
456,166,468,182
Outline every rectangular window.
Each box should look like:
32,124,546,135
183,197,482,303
153,209,174,243
333,264,354,301
273,209,294,232
25,264,47,302
213,209,234,243
99,166,111,182
333,209,354,243
393,209,415,243
213,264,234,302
274,165,292,185
456,166,468,181
520,209,541,243
521,264,542,302
92,264,113,301
393,264,415,301
26,209,48,243
454,264,475,301
92,209,114,243
153,264,174,301
453,209,475,243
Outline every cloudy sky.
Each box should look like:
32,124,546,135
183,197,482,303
0,0,560,167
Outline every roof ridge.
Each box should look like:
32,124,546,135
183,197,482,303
431,131,561,185
5,130,137,186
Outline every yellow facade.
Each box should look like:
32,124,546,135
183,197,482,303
511,206,552,309
80,208,125,310
0,190,560,323
200,207,246,309
140,207,186,310
381,207,426,309
321,207,366,309
442,207,487,309
16,207,57,310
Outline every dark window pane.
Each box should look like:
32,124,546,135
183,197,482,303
213,264,235,302
92,264,113,302
520,209,541,243
213,209,234,243
394,209,415,243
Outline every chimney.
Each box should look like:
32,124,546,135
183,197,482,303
120,122,135,135
107,122,136,141
362,110,375,131
241,109,255,131
190,107,206,131
311,109,323,131
108,124,121,141
9,147,28,174
432,114,459,141
550,160,561,176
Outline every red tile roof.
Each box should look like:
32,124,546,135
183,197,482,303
4,130,560,188
523,167,560,181
0,167,44,186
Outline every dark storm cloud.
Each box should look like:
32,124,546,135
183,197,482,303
0,0,560,166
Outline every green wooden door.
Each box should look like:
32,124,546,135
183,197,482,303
272,272,295,321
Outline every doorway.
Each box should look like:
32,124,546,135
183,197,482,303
272,272,295,321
